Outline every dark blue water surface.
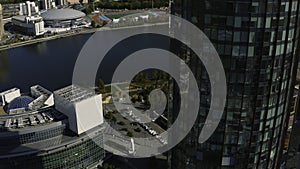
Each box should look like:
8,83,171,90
0,34,92,92
0,25,170,93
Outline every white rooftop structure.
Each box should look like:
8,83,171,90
0,85,55,114
31,85,52,97
41,8,85,21
29,85,54,109
54,85,103,135
0,88,21,106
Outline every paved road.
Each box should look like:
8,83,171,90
102,82,168,157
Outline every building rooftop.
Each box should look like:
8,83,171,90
0,85,104,158
31,85,52,97
41,8,85,21
0,88,19,96
98,15,111,21
12,15,43,22
54,85,95,103
0,108,66,131
7,96,34,112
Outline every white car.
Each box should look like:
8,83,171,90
156,135,161,139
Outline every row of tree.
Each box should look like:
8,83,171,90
83,0,168,14
97,0,168,9
1,0,25,4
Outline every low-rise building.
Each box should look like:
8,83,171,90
54,85,103,135
41,8,86,28
0,85,105,169
12,15,45,36
41,8,89,33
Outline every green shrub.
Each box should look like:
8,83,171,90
127,131,133,137
135,127,142,132
117,121,125,125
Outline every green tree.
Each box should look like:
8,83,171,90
152,70,159,87
131,0,141,9
98,79,105,93
117,121,125,125
135,127,141,132
112,116,117,123
127,131,134,137
102,163,119,169
82,7,92,14
91,20,96,28
131,94,139,103
159,71,169,80
106,111,113,119
138,95,144,102
143,72,149,81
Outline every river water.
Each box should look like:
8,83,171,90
0,34,92,92
0,25,170,92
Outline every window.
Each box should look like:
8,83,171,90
249,32,255,43
235,17,242,27
248,46,254,56
234,32,240,42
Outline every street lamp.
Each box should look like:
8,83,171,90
152,0,154,9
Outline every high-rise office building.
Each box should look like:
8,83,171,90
169,0,300,169
55,0,67,6
19,1,39,16
39,0,56,10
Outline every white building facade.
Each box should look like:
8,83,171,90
29,85,54,109
19,1,39,16
54,85,104,135
0,88,21,106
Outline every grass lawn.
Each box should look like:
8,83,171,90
117,83,131,90
104,85,118,93
106,12,138,19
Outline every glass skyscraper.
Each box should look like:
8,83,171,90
169,0,300,168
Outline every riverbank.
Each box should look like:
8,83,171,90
0,22,168,51
0,28,98,51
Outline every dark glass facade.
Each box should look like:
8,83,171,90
0,110,105,169
41,133,104,169
0,125,66,146
170,0,300,168
0,133,104,169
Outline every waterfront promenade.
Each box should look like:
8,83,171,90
0,22,168,51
